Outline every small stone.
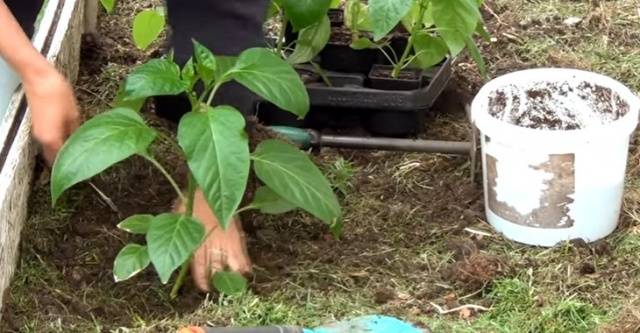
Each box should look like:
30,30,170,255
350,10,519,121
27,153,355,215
563,16,583,27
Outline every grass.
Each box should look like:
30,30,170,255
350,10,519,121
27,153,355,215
429,278,609,332
3,0,640,332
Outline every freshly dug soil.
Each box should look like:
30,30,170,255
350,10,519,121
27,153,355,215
488,81,630,130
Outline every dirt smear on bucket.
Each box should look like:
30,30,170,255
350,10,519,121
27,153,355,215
488,81,629,130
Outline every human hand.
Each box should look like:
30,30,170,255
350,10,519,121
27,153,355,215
23,65,80,166
174,189,253,292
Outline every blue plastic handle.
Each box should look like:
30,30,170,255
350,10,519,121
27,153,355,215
305,315,425,333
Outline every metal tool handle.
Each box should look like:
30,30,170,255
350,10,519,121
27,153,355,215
204,326,304,333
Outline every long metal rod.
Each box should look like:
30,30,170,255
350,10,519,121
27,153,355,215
317,135,472,155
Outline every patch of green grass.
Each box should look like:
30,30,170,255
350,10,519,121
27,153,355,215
112,291,377,332
531,298,607,333
325,157,357,197
429,278,610,333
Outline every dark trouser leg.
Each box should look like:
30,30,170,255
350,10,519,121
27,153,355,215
155,0,270,121
5,0,44,38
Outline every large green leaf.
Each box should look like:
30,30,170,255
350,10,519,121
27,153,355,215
212,271,248,296
401,2,434,31
350,37,378,50
214,56,238,82
51,108,157,204
345,0,372,32
123,58,188,101
113,85,145,112
147,214,205,284
117,214,154,234
252,140,341,224
369,0,413,40
281,0,331,31
113,244,150,282
177,106,250,228
193,40,217,85
431,0,481,55
227,48,309,118
412,33,449,69
100,0,116,14
288,16,331,65
132,8,166,50
251,186,297,215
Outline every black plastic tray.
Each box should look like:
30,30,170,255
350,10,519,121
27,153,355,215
257,57,452,136
307,57,451,111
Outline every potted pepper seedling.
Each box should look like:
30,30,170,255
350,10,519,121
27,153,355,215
365,0,487,91
318,0,385,74
262,0,334,126
51,41,342,298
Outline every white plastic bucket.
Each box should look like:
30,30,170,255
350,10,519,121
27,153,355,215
471,68,640,247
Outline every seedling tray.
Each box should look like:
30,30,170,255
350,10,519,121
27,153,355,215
257,57,452,137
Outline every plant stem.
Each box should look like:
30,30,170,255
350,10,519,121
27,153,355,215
378,45,397,66
276,14,288,58
185,174,196,216
310,62,332,87
391,2,428,78
169,175,197,299
235,205,256,215
206,81,223,106
141,153,186,203
349,0,359,42
170,259,191,299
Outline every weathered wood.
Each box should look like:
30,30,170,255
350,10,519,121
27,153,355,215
84,0,99,34
0,0,87,318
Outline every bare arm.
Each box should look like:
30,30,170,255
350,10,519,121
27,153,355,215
0,1,79,165
0,1,51,81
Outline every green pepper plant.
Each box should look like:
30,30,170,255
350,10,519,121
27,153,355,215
50,41,342,298
349,0,488,79
267,0,334,84
99,0,166,51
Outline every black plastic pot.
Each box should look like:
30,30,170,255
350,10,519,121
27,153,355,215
319,28,380,75
368,65,425,91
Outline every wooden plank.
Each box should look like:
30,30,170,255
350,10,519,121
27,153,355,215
0,0,87,318
84,0,99,34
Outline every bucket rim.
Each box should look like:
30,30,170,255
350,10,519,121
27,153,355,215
471,68,640,139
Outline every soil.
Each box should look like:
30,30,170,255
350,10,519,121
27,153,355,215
327,9,344,26
487,81,630,130
368,65,425,91
328,26,354,46
5,0,640,331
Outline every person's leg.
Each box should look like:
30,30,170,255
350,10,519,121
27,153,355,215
156,0,270,121
5,0,44,38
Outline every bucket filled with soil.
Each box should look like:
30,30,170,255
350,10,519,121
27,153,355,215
471,68,640,246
